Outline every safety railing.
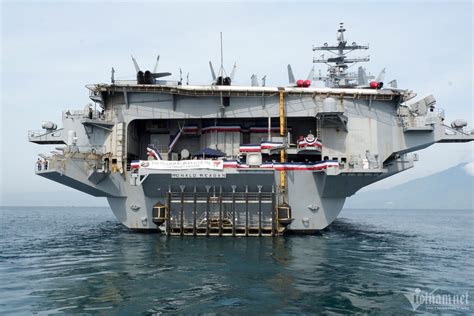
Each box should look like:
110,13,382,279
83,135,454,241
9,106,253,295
34,145,108,174
62,109,112,121
28,128,63,139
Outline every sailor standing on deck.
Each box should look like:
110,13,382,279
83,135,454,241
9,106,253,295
36,158,42,171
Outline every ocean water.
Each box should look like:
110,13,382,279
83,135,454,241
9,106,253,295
0,207,472,314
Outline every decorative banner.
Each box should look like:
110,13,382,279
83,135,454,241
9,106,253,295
138,159,224,170
260,162,275,168
239,144,261,153
171,171,226,178
202,126,241,133
297,134,322,148
272,161,338,171
223,160,339,171
260,141,284,150
147,144,162,160
223,160,249,168
181,126,199,135
132,159,338,172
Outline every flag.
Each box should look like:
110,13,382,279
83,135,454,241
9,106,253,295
146,144,162,160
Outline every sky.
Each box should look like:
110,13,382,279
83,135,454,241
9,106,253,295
0,0,472,206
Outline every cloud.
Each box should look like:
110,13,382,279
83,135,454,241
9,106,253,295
464,162,474,176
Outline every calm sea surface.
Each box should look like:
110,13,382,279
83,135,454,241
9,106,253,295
0,207,472,314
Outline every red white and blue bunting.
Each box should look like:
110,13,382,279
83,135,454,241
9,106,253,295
239,144,262,153
226,160,339,171
260,141,284,150
146,144,162,160
240,141,284,153
272,161,338,171
202,126,241,133
181,126,199,135
221,160,339,171
297,134,322,149
222,160,250,169
131,159,339,171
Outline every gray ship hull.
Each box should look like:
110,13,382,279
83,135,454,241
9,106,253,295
29,25,473,234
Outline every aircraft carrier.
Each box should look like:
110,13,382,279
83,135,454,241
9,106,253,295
29,24,473,236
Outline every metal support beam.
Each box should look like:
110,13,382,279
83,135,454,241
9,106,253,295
271,186,276,236
279,89,286,191
219,186,223,237
166,190,171,236
206,186,210,236
123,87,129,109
171,94,176,111
231,185,236,237
258,185,262,237
180,185,185,236
193,186,197,236
245,185,249,237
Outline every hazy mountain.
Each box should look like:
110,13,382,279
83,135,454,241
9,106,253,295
345,163,474,209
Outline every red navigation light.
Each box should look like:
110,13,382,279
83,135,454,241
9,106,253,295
303,80,311,87
369,81,378,89
296,79,304,87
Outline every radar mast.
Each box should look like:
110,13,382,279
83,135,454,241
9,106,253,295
313,23,370,87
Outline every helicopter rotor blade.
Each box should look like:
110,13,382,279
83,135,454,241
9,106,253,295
251,74,259,87
230,62,237,81
153,55,160,73
376,68,386,83
209,61,217,81
131,55,141,72
306,66,315,81
287,64,295,84
358,66,368,85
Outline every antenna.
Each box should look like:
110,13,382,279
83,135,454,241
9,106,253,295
220,32,224,70
251,74,259,87
312,23,370,87
210,32,232,86
217,32,227,78
230,62,237,81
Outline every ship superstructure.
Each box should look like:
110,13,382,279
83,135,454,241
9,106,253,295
29,24,473,235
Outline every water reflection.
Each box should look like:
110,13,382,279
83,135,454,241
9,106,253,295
0,207,472,314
